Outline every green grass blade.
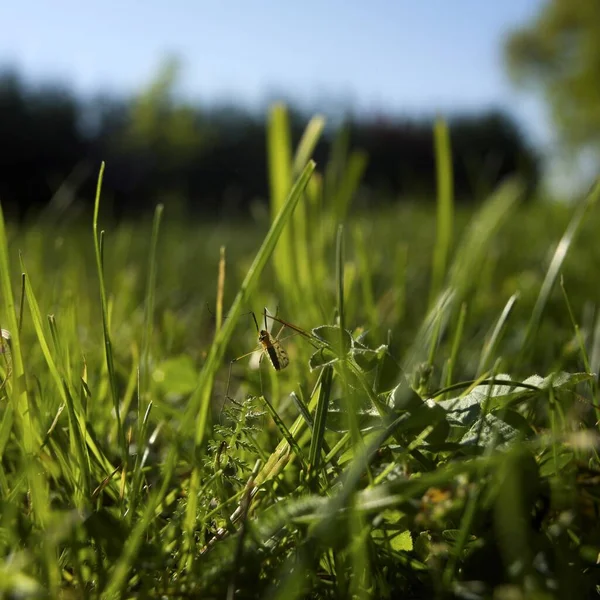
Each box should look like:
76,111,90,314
260,394,306,468
141,204,164,400
267,103,295,293
396,180,521,408
353,225,377,326
523,180,600,356
332,150,368,224
444,302,468,393
477,292,520,375
20,257,91,503
292,114,325,177
92,162,126,461
430,117,454,307
0,204,30,451
308,365,333,479
336,224,346,334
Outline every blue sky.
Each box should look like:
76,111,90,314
2,1,547,135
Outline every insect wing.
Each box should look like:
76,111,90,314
260,330,289,371
269,339,289,371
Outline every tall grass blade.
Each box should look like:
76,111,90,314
523,179,600,357
430,117,454,307
267,103,295,293
92,162,126,460
0,205,30,449
140,203,164,399
20,258,91,504
445,302,467,392
477,292,519,375
293,109,324,296
309,365,333,479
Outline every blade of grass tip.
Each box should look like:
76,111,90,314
522,179,600,358
216,245,226,333
268,102,295,294
92,163,126,462
429,116,454,308
292,115,325,177
477,292,520,376
178,161,316,566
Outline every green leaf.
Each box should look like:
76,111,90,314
459,410,531,448
351,343,388,372
439,372,593,424
309,347,339,370
390,529,413,552
312,325,353,354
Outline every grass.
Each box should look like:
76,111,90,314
1,105,600,599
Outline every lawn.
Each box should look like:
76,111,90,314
1,110,599,599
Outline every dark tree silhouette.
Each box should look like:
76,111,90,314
0,67,540,220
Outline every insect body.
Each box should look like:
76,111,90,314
257,327,289,371
224,309,291,403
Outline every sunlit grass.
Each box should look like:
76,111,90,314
0,106,599,598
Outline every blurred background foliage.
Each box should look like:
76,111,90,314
0,54,541,221
505,0,600,152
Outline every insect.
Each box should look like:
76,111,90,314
251,309,290,372
225,309,291,403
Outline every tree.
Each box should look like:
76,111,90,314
505,0,600,152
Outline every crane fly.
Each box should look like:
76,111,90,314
225,309,292,403
255,314,289,371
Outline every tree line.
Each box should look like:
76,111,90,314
0,66,540,220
